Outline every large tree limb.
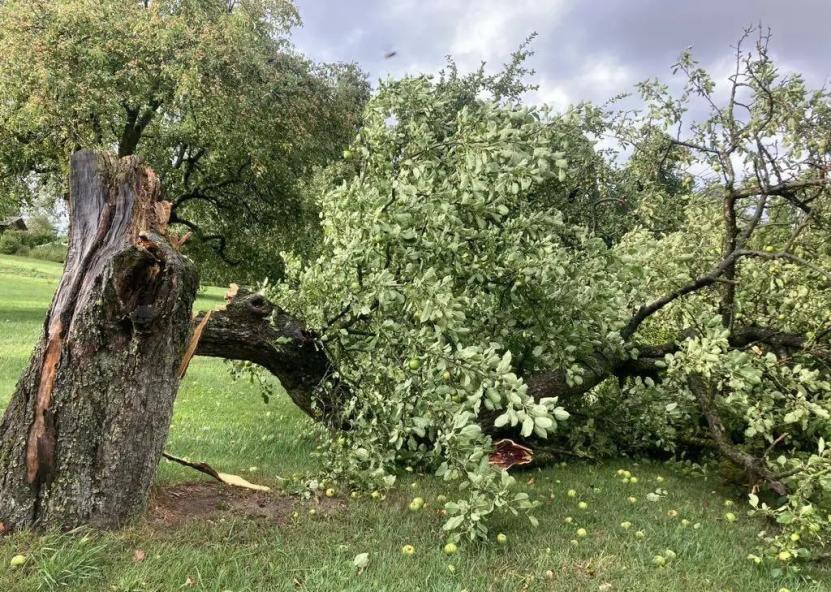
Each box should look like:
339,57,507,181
192,291,814,427
194,289,345,422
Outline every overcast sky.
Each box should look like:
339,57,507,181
291,0,831,110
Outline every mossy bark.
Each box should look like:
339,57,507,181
0,151,197,530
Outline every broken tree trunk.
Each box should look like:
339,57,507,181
194,288,346,424
0,151,198,531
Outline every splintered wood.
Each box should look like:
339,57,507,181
178,311,213,379
488,439,534,470
25,318,63,484
161,452,271,492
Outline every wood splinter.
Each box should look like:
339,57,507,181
161,452,271,492
489,439,534,470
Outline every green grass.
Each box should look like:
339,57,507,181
0,254,828,591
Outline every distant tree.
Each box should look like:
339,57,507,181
0,0,369,281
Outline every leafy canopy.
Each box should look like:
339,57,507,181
273,30,831,560
275,73,635,539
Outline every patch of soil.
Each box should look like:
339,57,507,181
146,481,294,528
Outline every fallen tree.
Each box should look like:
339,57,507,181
1,28,829,566
195,290,822,489
198,32,831,553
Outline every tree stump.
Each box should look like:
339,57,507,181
0,151,198,530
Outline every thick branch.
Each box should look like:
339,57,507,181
191,290,813,432
621,244,831,341
118,100,161,157
688,374,788,495
193,289,344,422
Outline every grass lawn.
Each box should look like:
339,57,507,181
0,254,827,591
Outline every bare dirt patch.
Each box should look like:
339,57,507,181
146,481,294,528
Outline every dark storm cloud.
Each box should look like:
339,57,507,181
291,0,831,109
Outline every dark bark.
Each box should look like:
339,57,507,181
0,151,198,531
194,289,345,423
118,102,159,158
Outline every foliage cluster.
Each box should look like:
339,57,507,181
270,29,831,566
0,216,64,262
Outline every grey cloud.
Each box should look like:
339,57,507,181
292,0,831,107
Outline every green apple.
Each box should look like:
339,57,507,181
401,544,415,556
496,533,508,545
443,543,458,555
409,497,425,511
9,554,26,568
653,555,666,567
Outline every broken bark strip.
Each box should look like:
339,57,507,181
0,151,198,531
161,452,223,482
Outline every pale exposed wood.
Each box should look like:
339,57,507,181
179,311,213,379
161,452,271,492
